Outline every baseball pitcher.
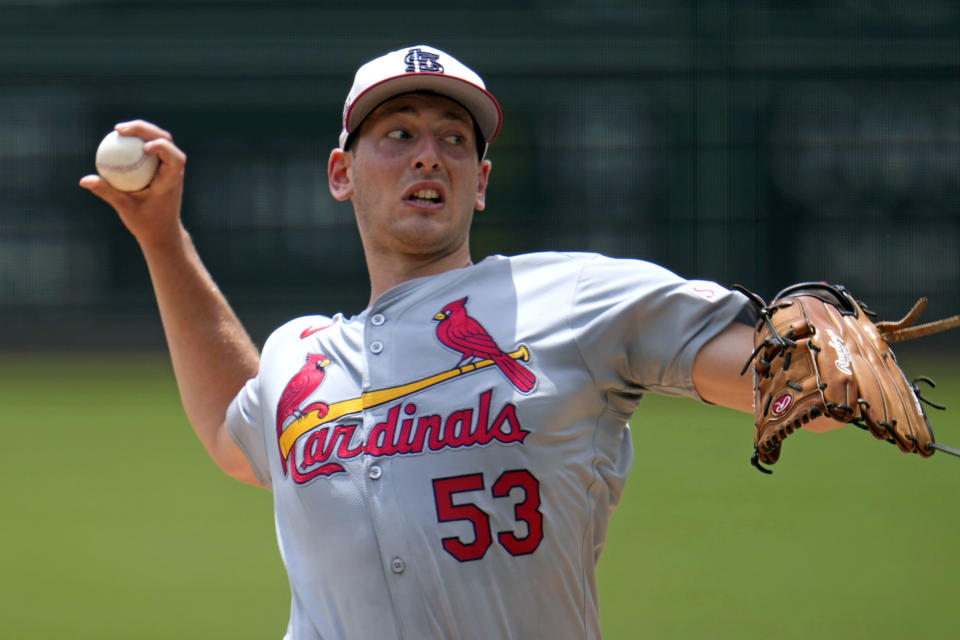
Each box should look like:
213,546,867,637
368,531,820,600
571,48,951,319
79,45,958,639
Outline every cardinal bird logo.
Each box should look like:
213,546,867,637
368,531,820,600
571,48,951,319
433,297,536,393
276,353,331,472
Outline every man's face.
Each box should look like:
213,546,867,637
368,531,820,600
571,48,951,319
333,92,492,260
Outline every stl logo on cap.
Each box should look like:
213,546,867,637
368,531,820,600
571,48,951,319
405,48,444,74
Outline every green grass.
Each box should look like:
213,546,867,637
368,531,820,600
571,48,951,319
600,356,960,640
2,353,958,638
0,354,287,639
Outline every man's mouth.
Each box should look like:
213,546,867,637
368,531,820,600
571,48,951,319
406,188,443,205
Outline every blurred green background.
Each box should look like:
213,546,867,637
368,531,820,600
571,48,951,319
2,352,958,638
2,1,959,638
2,0,958,349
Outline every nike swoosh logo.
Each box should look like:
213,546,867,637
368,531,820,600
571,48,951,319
300,320,337,339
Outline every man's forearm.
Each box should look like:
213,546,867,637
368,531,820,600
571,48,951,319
80,121,261,485
141,225,259,460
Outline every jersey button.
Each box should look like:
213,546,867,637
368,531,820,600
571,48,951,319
371,313,386,326
390,557,405,574
369,340,384,354
368,464,383,480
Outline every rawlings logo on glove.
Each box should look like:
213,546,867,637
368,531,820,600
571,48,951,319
735,283,960,474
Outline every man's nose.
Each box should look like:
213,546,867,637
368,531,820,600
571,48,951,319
412,136,442,170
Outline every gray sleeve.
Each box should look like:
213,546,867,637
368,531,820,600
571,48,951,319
570,254,751,399
226,374,272,487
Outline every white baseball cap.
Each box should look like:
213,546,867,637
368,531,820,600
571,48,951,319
338,45,502,155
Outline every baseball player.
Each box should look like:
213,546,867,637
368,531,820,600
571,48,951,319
80,45,947,639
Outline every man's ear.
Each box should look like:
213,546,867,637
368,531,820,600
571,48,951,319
475,159,492,211
328,148,353,201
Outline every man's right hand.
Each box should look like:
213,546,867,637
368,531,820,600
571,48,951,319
79,120,187,249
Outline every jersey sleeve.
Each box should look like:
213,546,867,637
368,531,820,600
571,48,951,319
569,254,752,400
226,372,271,487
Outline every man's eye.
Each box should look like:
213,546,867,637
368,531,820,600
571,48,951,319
387,129,410,140
444,134,464,145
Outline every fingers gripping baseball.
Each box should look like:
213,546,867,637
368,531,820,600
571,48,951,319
79,120,187,247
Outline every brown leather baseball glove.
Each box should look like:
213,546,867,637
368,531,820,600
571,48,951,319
735,283,960,473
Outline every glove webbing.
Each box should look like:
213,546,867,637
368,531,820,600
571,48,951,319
875,297,960,342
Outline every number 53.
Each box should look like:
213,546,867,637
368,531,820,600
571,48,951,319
431,469,543,562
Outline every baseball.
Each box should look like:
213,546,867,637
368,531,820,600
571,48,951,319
94,130,160,192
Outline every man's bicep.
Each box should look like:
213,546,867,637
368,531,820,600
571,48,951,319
691,319,755,413
214,421,269,488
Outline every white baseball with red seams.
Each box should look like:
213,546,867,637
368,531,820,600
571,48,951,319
94,131,159,192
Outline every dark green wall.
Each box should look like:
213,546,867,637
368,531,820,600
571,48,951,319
2,1,958,349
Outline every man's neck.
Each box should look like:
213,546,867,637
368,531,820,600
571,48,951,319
366,246,473,306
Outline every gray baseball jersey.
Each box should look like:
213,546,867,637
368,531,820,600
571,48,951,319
227,251,750,640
